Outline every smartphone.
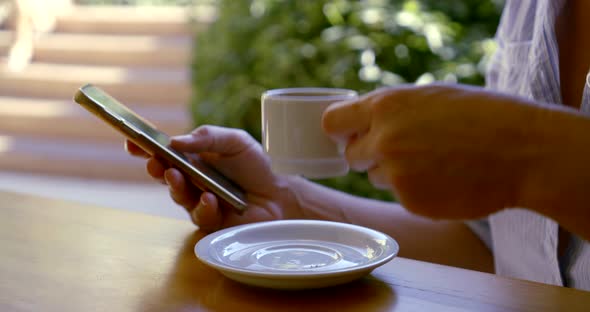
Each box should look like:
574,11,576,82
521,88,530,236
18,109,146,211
74,84,248,213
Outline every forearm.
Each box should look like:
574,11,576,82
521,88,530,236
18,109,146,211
519,104,590,241
285,176,493,272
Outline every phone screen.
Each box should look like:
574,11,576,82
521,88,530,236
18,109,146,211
75,84,247,212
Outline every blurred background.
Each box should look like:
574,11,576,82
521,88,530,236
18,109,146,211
0,0,502,219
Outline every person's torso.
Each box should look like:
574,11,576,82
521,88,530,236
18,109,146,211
486,0,590,290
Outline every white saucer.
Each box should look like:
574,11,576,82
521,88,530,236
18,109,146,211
194,220,399,290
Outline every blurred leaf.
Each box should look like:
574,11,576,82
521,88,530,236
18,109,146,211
77,0,193,5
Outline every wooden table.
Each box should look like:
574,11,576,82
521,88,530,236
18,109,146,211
1,191,589,311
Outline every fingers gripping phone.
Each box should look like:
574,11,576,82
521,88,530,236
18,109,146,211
74,84,248,213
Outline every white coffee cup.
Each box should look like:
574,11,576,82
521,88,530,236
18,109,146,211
261,88,358,178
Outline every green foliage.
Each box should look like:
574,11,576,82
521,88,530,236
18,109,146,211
192,0,503,201
76,0,192,5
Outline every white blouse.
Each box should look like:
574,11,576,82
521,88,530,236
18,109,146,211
469,0,590,290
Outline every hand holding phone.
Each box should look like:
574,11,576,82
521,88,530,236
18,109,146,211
74,84,247,213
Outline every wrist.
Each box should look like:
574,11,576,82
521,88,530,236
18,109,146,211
281,175,349,222
517,105,590,216
275,175,309,220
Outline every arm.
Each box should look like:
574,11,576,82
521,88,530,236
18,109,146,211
127,126,493,272
286,176,493,272
322,83,590,242
518,104,590,241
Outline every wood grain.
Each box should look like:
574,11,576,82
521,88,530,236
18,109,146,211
0,191,588,311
